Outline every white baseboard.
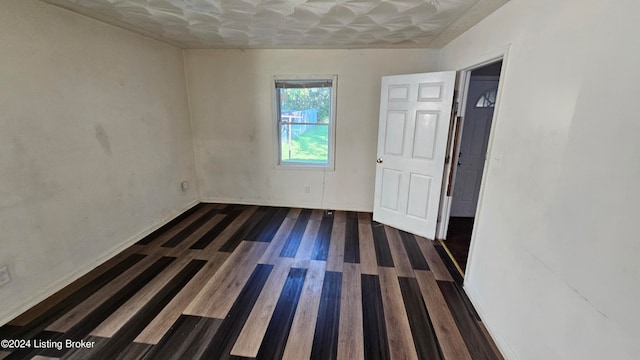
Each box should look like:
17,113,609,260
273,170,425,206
463,285,518,360
201,196,372,213
0,199,199,327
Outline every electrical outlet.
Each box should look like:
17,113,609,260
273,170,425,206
0,266,11,287
304,185,311,194
180,180,188,193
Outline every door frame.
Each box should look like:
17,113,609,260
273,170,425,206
435,45,510,278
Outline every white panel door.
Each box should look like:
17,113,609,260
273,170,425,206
373,71,456,239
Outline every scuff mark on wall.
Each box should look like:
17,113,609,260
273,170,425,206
94,124,112,156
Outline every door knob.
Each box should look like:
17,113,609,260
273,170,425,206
376,158,383,164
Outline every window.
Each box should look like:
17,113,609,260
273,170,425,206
274,76,336,169
475,88,497,108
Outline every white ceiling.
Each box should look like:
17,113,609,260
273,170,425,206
41,0,508,49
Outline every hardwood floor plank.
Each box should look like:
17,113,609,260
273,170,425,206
311,212,334,261
338,264,365,360
254,207,290,243
344,212,360,264
85,260,207,359
326,221,345,272
434,243,464,285
199,206,258,253
255,267,307,360
282,261,327,360
184,241,269,318
4,252,144,337
189,210,242,250
294,220,321,261
243,207,286,242
116,342,153,360
414,271,471,360
143,315,222,360
415,236,453,282
135,251,229,345
399,231,430,271
161,208,219,248
359,222,378,275
219,207,268,252
438,281,498,360
91,255,195,337
398,277,443,360
59,257,173,339
479,321,505,360
46,255,163,333
61,335,109,360
8,258,176,360
361,273,390,360
371,222,394,268
384,226,414,278
286,208,302,218
333,210,346,223
310,209,324,221
231,257,294,358
259,218,296,265
136,203,206,245
378,267,418,360
142,205,212,248
310,271,342,360
279,209,312,257
198,264,274,359
173,213,226,251
357,212,372,224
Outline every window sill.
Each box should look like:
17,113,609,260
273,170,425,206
275,163,335,171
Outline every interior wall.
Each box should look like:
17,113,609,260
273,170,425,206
186,49,439,211
0,0,197,324
439,0,640,358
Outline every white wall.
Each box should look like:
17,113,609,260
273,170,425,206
0,0,197,324
439,0,640,358
186,49,439,211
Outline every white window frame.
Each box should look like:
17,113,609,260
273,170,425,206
273,75,337,170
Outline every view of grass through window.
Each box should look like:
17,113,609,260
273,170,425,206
278,82,331,165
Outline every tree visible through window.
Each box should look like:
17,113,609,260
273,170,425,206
275,77,336,168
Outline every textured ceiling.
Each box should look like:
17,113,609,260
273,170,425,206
41,0,508,48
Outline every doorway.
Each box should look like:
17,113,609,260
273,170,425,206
442,60,503,275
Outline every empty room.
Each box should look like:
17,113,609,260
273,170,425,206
1,0,639,359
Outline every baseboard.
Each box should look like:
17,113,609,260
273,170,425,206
0,199,199,327
463,285,518,360
202,197,372,213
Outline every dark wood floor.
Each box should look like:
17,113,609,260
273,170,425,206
443,217,475,273
0,203,502,360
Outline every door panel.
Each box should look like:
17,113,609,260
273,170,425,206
412,112,438,159
451,78,498,217
373,71,456,239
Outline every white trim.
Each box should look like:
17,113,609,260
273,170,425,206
464,285,518,360
272,74,337,171
435,43,510,280
465,44,510,280
200,196,371,213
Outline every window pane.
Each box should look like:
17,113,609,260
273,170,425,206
280,124,329,164
475,88,497,108
279,86,331,123
277,81,332,166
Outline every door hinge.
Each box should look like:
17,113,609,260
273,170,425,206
445,155,450,164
